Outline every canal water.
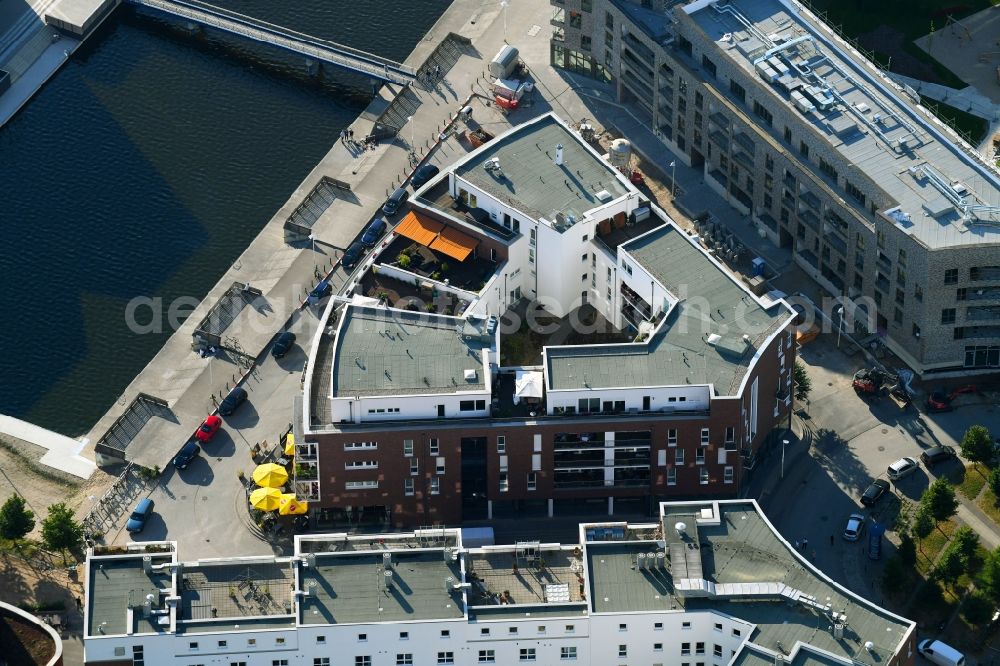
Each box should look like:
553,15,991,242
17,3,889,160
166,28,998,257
0,1,450,436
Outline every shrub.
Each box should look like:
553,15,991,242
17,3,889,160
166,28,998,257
962,592,994,626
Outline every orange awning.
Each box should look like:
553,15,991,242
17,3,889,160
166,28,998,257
395,211,444,247
429,225,479,262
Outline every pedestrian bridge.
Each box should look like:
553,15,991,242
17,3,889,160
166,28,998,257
125,0,417,85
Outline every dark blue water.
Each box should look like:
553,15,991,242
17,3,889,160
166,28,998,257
0,1,450,435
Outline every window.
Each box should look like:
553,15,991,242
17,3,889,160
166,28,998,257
436,458,446,474
273,661,289,666
700,468,710,484
667,467,677,485
568,10,581,28
315,661,330,666
580,35,591,51
481,628,490,636
654,643,663,651
913,323,921,339
696,642,706,655
345,441,377,450
765,153,774,171
942,308,956,325
356,658,372,666
345,480,378,490
733,628,742,637
527,472,537,491
675,449,685,464
404,478,414,495
479,650,496,663
345,460,378,469
441,630,451,638
618,645,628,657
429,438,439,455
702,56,716,77
537,625,546,633
667,429,677,446
700,427,709,444
497,436,506,453
714,644,723,657
189,643,199,650
581,0,592,11
520,649,536,662
725,427,735,444
430,477,440,494
317,636,326,644
397,655,413,666
509,627,519,635
784,126,792,143
654,622,663,630
894,308,903,324
248,639,256,647
437,652,455,664
915,284,923,302
799,141,809,158
945,268,959,284
403,439,413,456
819,158,837,181
958,288,968,301
400,632,409,640
696,447,706,464
845,180,865,206
714,622,723,632
561,647,577,660
724,466,734,484
410,458,419,475
619,623,627,631
682,643,692,655
358,633,368,642
751,101,772,126
566,624,576,633
621,259,633,275
730,79,746,103
605,11,613,28
499,472,508,492
276,638,285,646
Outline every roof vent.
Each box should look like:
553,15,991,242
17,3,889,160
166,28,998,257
951,181,968,196
706,333,722,346
464,368,477,381
595,189,612,202
555,144,564,166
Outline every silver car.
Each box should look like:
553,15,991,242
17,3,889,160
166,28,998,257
886,457,918,481
843,513,866,542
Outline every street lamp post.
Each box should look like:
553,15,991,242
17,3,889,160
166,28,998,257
669,160,676,199
836,305,844,348
501,0,509,43
781,438,789,479
407,115,414,151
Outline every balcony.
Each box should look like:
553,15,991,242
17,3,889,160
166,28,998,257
732,149,754,170
658,82,673,99
622,32,654,62
708,130,729,151
875,272,890,293
825,232,848,257
734,131,755,154
709,111,729,128
799,208,820,233
799,189,821,211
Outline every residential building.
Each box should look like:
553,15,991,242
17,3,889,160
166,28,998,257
551,0,1000,376
82,500,916,666
296,112,794,528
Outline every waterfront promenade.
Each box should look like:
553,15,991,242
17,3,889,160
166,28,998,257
75,0,514,469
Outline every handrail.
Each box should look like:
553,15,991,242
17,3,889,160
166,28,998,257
126,0,416,84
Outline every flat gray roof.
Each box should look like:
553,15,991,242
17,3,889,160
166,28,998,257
88,556,173,636
661,502,912,663
455,114,630,225
547,221,786,394
331,305,492,398
586,542,676,613
689,0,1000,248
299,551,466,625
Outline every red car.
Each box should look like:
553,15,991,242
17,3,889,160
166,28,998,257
195,415,222,442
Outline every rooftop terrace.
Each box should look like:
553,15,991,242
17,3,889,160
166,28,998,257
179,561,294,621
299,551,466,625
467,548,586,607
455,114,631,225
331,305,494,398
688,0,1000,248
87,555,173,637
660,501,912,663
547,221,787,394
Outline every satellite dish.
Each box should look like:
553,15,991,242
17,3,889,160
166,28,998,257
674,522,687,536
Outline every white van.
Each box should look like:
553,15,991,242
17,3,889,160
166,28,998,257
918,639,965,666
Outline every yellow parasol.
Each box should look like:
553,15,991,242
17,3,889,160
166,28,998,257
249,487,282,511
284,434,295,457
278,493,309,515
252,463,289,488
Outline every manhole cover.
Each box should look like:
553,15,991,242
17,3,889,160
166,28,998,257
180,495,187,501
878,446,885,451
827,382,833,386
881,428,889,434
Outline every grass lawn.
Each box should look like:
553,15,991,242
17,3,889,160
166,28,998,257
804,0,1000,89
947,462,990,502
978,487,1000,524
915,518,958,576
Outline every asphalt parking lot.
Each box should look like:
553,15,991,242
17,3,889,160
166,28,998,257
762,333,1000,654
111,303,325,560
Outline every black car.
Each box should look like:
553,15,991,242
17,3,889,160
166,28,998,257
360,217,387,248
173,440,200,470
411,163,440,190
921,445,957,468
342,241,365,269
382,187,409,216
219,387,248,416
860,478,890,506
272,331,297,358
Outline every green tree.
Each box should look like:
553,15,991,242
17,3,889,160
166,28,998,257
897,532,917,566
990,467,1000,499
981,547,1000,605
881,556,908,596
961,425,995,469
933,548,964,588
912,505,935,552
40,503,83,565
0,495,35,541
922,478,958,524
792,361,811,403
951,525,980,563
963,592,994,627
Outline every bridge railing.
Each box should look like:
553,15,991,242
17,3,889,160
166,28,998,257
127,0,416,82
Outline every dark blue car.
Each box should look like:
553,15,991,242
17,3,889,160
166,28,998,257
173,440,200,470
272,331,297,358
360,217,387,248
219,387,248,416
342,241,365,269
126,497,155,533
411,163,440,190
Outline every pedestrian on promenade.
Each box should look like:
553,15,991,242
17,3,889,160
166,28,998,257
435,64,441,78
801,538,808,552
794,540,800,550
339,129,345,144
349,128,354,141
